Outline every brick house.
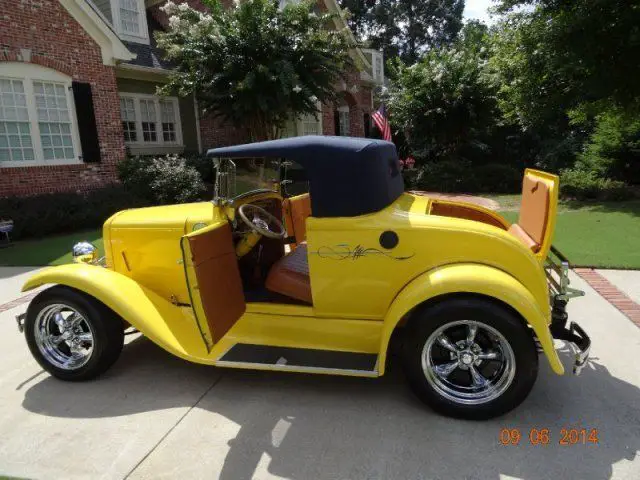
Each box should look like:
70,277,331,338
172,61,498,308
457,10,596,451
0,0,384,197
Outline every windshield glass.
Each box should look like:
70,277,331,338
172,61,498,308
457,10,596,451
223,157,281,197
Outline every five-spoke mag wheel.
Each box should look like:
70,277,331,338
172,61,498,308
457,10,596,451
24,286,124,381
403,297,538,420
422,320,516,406
34,303,95,371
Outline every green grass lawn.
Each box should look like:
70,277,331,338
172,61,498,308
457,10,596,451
498,199,640,269
0,229,103,267
1,198,638,269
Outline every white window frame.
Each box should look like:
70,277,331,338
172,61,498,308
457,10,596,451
111,0,149,44
374,52,384,83
296,102,323,136
363,49,385,84
337,105,350,136
118,93,183,150
0,63,82,168
278,0,301,10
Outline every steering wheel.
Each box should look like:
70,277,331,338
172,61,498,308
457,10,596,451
237,203,286,239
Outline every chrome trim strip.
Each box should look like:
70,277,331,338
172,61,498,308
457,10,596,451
213,359,379,377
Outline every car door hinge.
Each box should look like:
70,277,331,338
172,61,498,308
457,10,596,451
170,295,190,307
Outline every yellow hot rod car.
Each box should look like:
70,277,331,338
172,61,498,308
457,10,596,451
17,136,589,419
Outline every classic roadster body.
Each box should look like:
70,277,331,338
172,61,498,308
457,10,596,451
18,136,589,419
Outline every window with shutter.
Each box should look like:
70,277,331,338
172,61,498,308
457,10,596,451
0,63,83,167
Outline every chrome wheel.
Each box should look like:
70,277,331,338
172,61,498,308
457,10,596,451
421,320,516,405
34,303,94,371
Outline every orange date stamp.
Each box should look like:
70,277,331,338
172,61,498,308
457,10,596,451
499,428,599,446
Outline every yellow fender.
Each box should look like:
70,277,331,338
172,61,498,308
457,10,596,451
378,263,564,375
22,264,210,364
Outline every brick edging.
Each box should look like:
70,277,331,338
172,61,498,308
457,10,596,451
0,291,40,314
574,268,640,328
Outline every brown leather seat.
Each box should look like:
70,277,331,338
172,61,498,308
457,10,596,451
282,193,311,246
508,173,551,253
265,243,312,304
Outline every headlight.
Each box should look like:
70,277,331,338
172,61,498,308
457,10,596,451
72,242,98,264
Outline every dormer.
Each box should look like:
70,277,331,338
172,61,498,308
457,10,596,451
92,0,151,44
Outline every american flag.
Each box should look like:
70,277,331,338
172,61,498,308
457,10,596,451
372,103,392,142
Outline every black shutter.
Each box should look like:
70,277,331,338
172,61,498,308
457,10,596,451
363,113,371,138
334,109,340,136
72,81,101,163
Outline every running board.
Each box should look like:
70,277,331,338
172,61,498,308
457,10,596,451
215,344,379,377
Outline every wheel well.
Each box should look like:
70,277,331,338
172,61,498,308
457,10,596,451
396,292,536,339
30,284,127,330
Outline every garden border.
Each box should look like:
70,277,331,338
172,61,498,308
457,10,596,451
575,268,640,328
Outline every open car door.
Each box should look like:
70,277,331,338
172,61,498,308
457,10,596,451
181,222,246,352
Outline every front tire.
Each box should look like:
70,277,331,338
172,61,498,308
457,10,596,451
24,286,124,381
403,297,538,420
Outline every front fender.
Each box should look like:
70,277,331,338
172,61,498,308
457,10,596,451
22,264,209,363
379,263,563,375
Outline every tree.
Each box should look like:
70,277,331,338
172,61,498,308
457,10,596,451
489,1,640,174
387,22,499,164
492,0,640,124
337,0,375,41
338,0,464,64
156,0,351,140
575,106,640,185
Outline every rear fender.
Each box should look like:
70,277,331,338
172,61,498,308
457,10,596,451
22,264,210,363
379,263,563,375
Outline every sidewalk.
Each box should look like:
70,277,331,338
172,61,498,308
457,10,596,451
0,267,43,303
0,267,45,314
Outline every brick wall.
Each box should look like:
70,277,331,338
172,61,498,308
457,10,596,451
322,68,373,137
0,0,125,197
199,112,250,149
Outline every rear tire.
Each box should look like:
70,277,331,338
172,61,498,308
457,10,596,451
24,286,124,381
402,297,538,420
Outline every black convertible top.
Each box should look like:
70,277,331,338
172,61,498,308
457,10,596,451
207,136,404,217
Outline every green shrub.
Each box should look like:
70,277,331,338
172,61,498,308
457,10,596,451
473,164,522,193
576,106,640,185
401,168,421,189
118,155,206,204
0,186,148,241
560,169,634,201
413,160,473,193
411,161,521,193
185,154,215,183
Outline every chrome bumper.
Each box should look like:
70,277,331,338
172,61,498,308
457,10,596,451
546,246,590,375
551,320,591,375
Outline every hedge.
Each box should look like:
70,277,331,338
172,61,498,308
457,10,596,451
0,186,149,241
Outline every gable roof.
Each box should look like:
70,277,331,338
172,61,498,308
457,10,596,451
321,0,373,74
122,11,172,69
59,0,135,65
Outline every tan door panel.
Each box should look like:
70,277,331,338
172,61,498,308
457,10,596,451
182,223,246,349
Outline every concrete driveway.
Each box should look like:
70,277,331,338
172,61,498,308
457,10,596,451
0,272,639,480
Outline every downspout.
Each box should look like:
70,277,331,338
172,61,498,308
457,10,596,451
194,95,203,153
